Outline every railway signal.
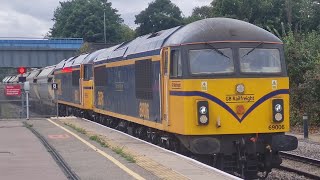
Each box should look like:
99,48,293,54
17,67,27,74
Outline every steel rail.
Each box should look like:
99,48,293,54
23,122,79,180
278,165,320,180
279,152,320,179
280,152,320,167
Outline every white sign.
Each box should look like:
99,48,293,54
272,80,277,90
52,83,58,90
201,81,207,91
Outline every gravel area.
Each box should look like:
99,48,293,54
289,138,320,160
266,168,311,180
265,132,320,180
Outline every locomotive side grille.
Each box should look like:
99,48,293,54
135,59,153,100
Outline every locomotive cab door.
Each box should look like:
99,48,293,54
81,64,94,109
161,47,170,126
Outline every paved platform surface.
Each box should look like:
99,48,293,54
28,119,158,180
0,120,67,180
54,117,239,180
0,118,239,180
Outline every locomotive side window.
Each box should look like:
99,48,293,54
189,48,234,74
83,64,93,81
135,59,153,100
72,70,80,86
170,50,182,77
239,48,281,73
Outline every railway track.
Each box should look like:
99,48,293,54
23,122,79,180
278,152,320,179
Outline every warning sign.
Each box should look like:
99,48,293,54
272,80,277,90
5,85,21,96
201,81,208,91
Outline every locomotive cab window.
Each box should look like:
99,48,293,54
170,50,182,78
189,48,234,74
239,48,282,73
72,70,80,86
83,64,93,81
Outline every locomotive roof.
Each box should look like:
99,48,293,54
36,65,55,79
93,18,281,64
60,54,89,68
83,48,106,64
2,76,10,83
72,54,89,66
5,76,14,83
94,26,180,63
27,69,41,80
164,18,282,46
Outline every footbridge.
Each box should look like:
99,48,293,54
0,38,83,68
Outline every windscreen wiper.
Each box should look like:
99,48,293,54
205,43,230,59
241,42,264,58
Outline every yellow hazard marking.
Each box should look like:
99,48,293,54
47,119,145,180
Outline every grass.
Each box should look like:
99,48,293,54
63,122,135,163
64,122,87,135
24,122,33,128
89,135,109,148
112,146,136,163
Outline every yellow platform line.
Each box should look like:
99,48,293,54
47,119,145,180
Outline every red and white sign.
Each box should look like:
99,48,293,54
5,85,21,96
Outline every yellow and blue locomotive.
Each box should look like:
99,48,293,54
53,18,298,178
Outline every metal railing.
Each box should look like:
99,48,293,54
0,83,57,119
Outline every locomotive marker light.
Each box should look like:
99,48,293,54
272,99,284,122
236,84,245,93
197,101,209,125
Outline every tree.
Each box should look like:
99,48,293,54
118,25,135,42
185,6,214,24
209,0,320,34
135,0,184,36
211,0,286,31
283,31,320,125
50,0,130,43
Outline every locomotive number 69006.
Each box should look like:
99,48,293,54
268,124,285,130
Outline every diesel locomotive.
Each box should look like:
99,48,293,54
5,18,298,179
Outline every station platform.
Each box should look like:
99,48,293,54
0,118,239,180
0,120,66,180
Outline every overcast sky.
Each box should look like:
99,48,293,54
0,0,211,38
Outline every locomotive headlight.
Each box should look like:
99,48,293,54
275,113,283,121
236,84,245,94
197,101,209,125
199,115,208,124
272,99,284,122
199,106,207,114
274,104,282,112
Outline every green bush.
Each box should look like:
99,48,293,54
283,31,320,125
